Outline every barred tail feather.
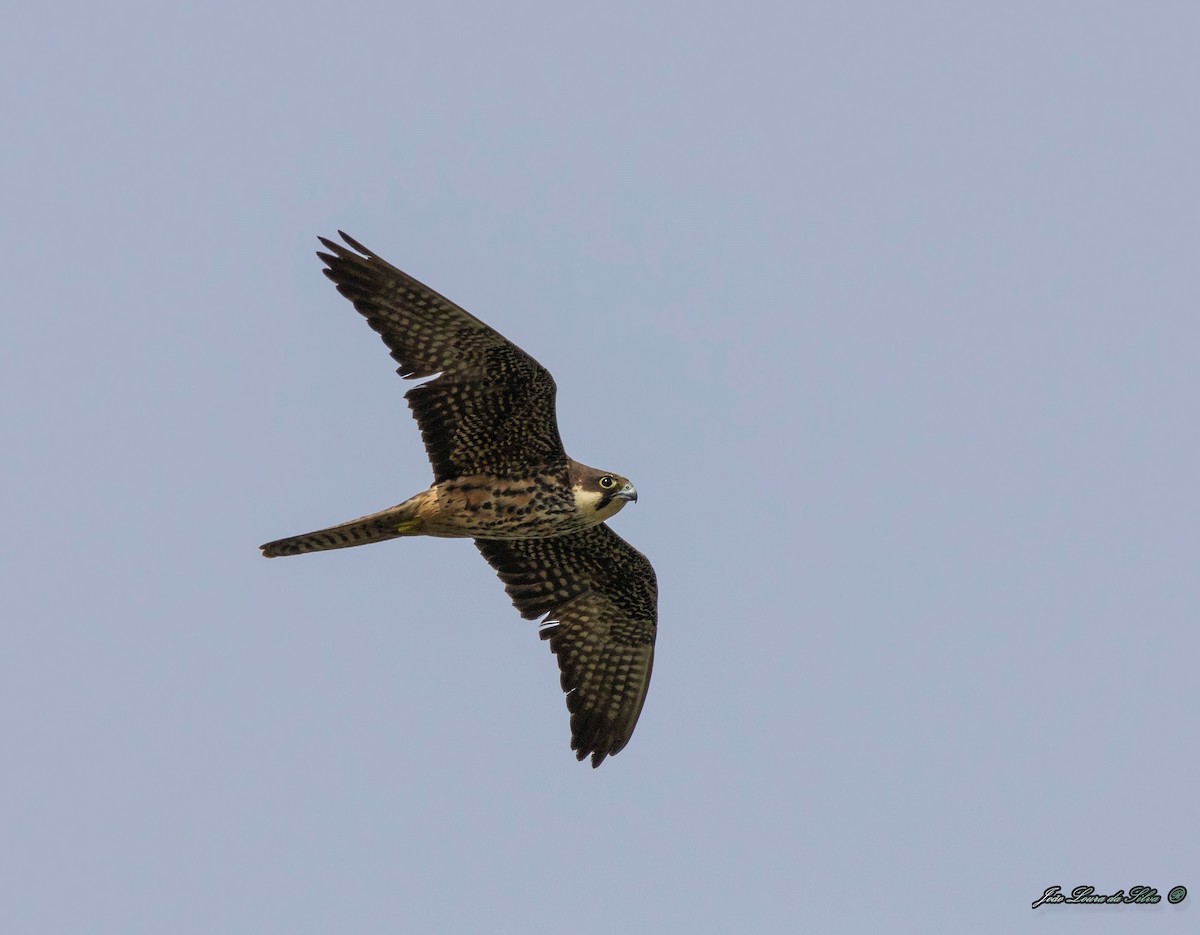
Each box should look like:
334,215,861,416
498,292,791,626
260,499,425,557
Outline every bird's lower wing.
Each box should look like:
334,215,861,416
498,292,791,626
475,525,658,767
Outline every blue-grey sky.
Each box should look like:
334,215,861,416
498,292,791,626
4,3,1197,932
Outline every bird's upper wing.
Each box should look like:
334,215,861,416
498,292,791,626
318,233,567,481
475,525,657,767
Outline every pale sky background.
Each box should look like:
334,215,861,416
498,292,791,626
3,3,1197,933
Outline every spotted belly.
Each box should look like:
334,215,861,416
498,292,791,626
418,475,595,539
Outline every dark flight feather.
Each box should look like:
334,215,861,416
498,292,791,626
476,525,657,767
318,233,568,481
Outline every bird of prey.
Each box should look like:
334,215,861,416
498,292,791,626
261,233,657,767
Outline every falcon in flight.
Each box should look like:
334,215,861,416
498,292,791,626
261,233,657,767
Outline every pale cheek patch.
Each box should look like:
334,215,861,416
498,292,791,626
572,485,604,515
573,485,628,522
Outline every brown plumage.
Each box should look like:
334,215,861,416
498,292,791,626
261,233,657,767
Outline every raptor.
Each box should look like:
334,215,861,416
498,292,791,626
261,233,657,767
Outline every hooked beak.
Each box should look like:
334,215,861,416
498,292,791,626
614,482,638,503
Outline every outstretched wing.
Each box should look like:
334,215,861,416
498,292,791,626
475,525,657,767
318,233,568,481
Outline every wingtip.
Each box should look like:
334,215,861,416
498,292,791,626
315,232,370,263
336,230,371,256
574,743,611,768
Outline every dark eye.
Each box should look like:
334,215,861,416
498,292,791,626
599,475,615,489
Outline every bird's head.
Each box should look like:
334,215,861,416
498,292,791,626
569,460,638,522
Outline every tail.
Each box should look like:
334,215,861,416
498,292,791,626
260,497,426,558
